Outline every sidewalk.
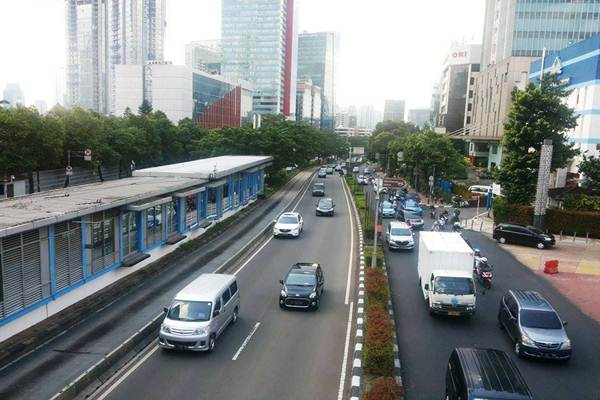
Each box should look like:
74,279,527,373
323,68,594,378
463,215,600,324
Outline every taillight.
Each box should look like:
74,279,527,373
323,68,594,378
482,272,492,278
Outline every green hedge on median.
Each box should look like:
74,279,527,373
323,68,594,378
364,303,395,376
365,377,404,400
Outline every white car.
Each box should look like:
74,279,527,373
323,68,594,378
273,212,304,238
385,221,415,251
352,166,359,173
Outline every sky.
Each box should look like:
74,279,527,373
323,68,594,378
0,0,485,112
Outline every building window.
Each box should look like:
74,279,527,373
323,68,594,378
467,104,472,112
91,211,116,274
492,145,498,155
166,200,177,235
122,212,138,257
466,116,471,124
223,182,230,211
468,90,474,99
207,188,217,218
145,205,164,249
55,220,84,291
185,194,198,228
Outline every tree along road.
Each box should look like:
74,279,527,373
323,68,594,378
382,213,600,399
93,174,357,400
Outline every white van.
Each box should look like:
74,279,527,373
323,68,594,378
159,274,240,352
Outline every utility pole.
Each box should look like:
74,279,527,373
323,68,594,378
371,186,380,269
533,139,553,229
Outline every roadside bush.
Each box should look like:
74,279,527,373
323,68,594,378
452,182,471,198
366,267,389,306
563,194,600,211
492,197,533,225
364,304,394,376
364,246,384,269
365,377,404,400
546,209,600,238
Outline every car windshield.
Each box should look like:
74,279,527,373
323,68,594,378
167,301,212,322
278,215,298,224
314,183,324,188
382,201,393,208
318,199,333,208
520,309,562,329
526,226,544,235
434,277,474,295
286,272,316,286
405,200,419,207
391,228,411,236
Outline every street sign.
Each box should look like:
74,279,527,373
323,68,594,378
65,165,73,176
382,178,407,189
492,183,502,196
84,148,92,161
352,146,365,155
429,175,434,182
397,151,404,161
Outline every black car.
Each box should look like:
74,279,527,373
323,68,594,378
493,223,555,249
279,263,324,310
316,198,335,216
445,348,533,400
498,290,571,360
312,182,325,196
397,209,424,230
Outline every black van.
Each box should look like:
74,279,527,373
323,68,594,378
445,348,534,400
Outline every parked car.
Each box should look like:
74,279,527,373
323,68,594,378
468,185,492,197
363,168,371,175
352,166,359,173
400,199,423,216
379,201,397,218
498,290,571,360
273,212,304,238
326,167,334,174
316,198,335,216
312,182,325,196
397,210,424,230
385,221,415,251
159,274,239,352
279,263,324,310
357,175,367,185
493,223,555,249
334,165,341,172
445,348,534,400
318,168,327,178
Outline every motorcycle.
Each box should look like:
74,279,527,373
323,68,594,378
452,195,470,208
473,252,493,289
452,221,462,232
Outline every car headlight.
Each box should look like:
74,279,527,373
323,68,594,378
544,237,552,241
465,305,475,310
521,334,535,346
431,302,442,309
193,328,206,335
309,292,317,299
560,339,571,350
280,289,287,297
161,324,171,334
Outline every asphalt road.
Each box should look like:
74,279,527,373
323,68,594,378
96,173,357,400
382,213,600,399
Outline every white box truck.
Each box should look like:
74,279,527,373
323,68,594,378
418,232,476,317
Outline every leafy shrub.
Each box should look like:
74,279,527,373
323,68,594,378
452,182,471,198
492,198,532,225
366,267,389,306
364,304,394,376
546,209,600,238
563,194,600,211
364,246,384,269
365,377,404,400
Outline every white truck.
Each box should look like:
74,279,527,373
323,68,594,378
418,232,476,317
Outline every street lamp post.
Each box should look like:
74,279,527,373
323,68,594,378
371,185,380,269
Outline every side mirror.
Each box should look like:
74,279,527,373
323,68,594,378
213,310,220,317
273,219,277,224
163,307,169,314
279,279,284,285
562,320,568,326
424,283,430,291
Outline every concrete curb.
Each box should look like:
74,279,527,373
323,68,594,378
48,169,317,400
382,262,403,387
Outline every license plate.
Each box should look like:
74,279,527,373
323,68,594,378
448,311,461,316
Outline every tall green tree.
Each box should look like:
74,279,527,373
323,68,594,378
495,75,578,204
579,155,600,190
138,100,153,115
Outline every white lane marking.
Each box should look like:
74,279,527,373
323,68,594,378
341,177,355,305
231,172,314,277
337,301,354,400
232,322,261,361
95,343,159,400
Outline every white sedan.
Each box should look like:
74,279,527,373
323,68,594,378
273,212,304,238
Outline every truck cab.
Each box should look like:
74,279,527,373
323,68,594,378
418,232,476,317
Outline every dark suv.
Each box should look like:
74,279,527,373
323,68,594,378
493,223,555,249
279,263,324,310
312,182,325,196
316,198,335,216
498,290,571,360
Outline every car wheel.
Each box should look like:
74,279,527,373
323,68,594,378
231,308,238,324
514,341,523,358
536,242,545,249
498,237,507,244
208,334,216,353
314,298,320,310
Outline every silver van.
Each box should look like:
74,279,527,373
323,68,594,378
159,273,240,352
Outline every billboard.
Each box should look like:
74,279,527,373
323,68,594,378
352,147,365,155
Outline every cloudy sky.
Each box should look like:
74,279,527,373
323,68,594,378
0,0,485,112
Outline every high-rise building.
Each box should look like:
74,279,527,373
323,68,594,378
295,79,321,128
65,0,166,114
430,84,441,125
383,100,405,122
434,43,481,134
114,62,253,127
185,40,222,74
357,104,382,129
34,100,48,114
297,31,340,131
407,109,432,129
468,0,600,169
221,0,297,118
2,83,25,106
482,0,600,67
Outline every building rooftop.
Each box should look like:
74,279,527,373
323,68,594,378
0,176,205,238
133,155,272,180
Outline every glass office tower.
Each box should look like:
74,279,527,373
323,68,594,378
221,0,297,118
482,0,600,66
297,32,340,130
